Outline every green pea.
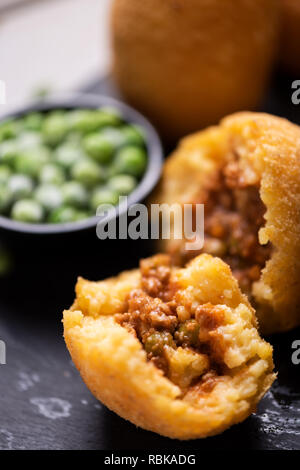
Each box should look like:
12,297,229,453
144,331,174,356
93,108,122,128
61,181,88,208
55,143,82,170
83,133,114,164
23,112,44,131
108,175,137,196
71,158,105,187
0,165,11,184
98,107,123,125
106,166,118,179
68,110,101,134
42,113,68,146
39,163,65,185
65,132,82,145
11,199,44,223
121,125,145,147
100,125,145,149
34,184,63,211
175,320,200,347
8,174,34,200
0,120,18,142
14,147,49,177
114,146,147,178
0,141,19,167
48,206,78,224
90,187,119,211
69,108,122,134
0,184,12,212
18,131,42,149
100,127,125,149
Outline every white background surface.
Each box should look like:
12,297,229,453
0,0,112,115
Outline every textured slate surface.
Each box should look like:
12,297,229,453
0,74,299,450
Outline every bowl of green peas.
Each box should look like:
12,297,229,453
0,93,163,234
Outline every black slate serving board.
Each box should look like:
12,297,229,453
0,74,299,450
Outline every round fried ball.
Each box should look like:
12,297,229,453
111,0,279,142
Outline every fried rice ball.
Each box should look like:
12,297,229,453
153,112,300,335
63,254,275,440
279,0,300,74
111,0,279,141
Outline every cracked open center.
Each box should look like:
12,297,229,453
116,255,226,395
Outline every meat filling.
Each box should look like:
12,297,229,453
116,255,224,393
184,160,272,297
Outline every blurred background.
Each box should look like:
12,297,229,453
0,0,111,113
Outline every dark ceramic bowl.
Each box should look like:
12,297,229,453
0,93,163,235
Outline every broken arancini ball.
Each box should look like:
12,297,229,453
63,254,275,440
153,112,300,335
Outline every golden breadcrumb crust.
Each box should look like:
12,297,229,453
279,0,300,74
63,254,275,440
153,112,300,335
111,0,279,141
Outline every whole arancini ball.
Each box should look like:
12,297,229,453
111,0,279,142
279,0,300,74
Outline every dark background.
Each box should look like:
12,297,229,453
0,75,299,450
